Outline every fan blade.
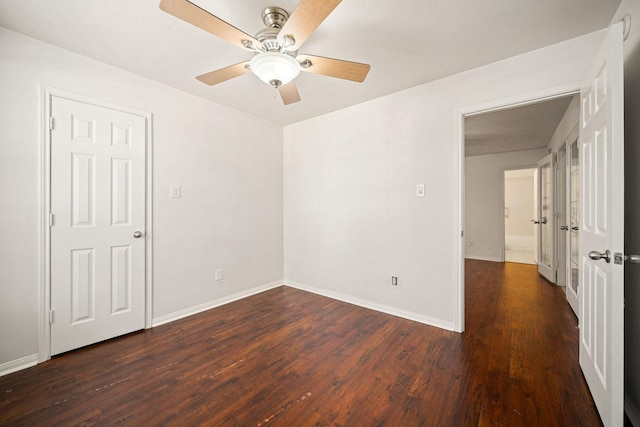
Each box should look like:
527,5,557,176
278,81,301,105
159,0,260,50
297,54,370,82
277,0,342,50
196,61,251,86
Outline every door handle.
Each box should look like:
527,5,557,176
560,225,569,230
572,226,579,231
531,219,540,224
540,217,548,224
589,250,611,263
613,253,640,264
133,231,144,238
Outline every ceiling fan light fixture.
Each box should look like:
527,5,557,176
250,52,300,88
159,0,370,104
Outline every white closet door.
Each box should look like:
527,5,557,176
50,96,146,355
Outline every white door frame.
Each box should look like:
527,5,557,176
454,83,579,332
39,87,153,362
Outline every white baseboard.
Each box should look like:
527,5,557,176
152,280,283,327
284,280,455,332
505,234,534,251
626,393,640,427
0,354,38,377
465,255,503,263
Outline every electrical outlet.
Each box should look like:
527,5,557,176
391,276,398,286
215,268,223,281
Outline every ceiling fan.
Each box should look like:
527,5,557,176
159,0,371,105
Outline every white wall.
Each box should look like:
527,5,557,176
466,150,547,262
284,31,605,330
609,0,640,422
0,27,283,368
504,172,535,242
548,95,580,153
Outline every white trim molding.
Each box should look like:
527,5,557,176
285,280,455,332
152,281,284,327
464,256,503,263
0,354,38,377
453,82,581,335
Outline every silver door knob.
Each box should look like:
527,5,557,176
614,253,640,264
589,250,611,263
622,254,640,264
133,231,144,238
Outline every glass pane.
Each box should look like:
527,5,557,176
570,141,580,294
540,162,552,266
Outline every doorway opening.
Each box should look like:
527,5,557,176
504,168,537,264
458,89,578,333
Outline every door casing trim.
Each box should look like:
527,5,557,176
39,86,153,362
453,83,580,333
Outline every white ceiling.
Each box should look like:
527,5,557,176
0,0,620,125
465,95,576,156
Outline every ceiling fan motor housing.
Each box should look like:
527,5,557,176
261,7,288,29
256,7,295,54
255,27,281,51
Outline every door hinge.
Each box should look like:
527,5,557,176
49,310,54,324
49,117,55,130
48,213,54,227
461,230,464,238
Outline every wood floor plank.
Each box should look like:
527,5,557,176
0,260,602,426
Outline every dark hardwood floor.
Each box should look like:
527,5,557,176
0,260,602,426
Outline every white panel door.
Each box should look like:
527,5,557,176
537,153,555,282
578,21,624,427
50,96,146,355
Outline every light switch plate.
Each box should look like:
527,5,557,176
416,184,425,197
170,185,181,198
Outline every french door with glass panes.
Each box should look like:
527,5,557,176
537,153,555,282
565,137,579,315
